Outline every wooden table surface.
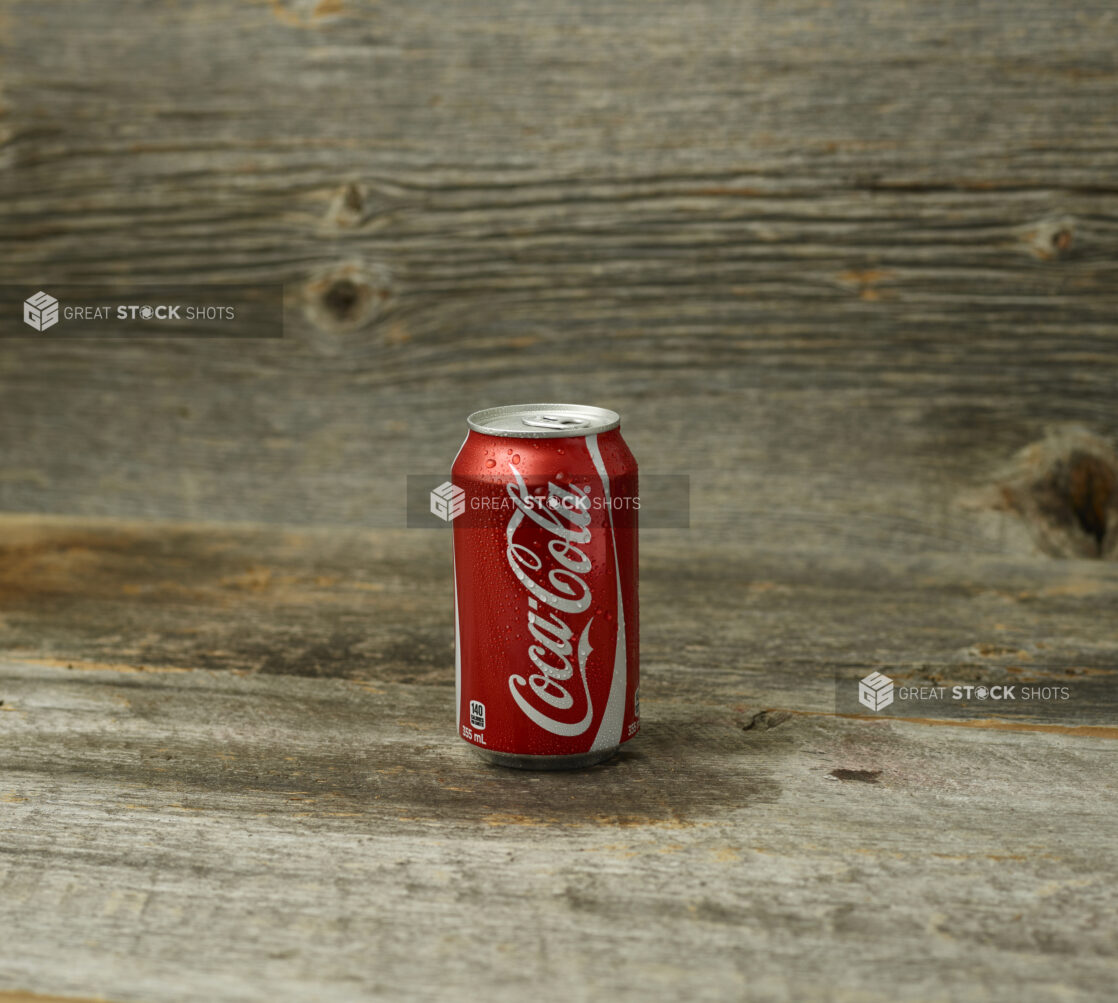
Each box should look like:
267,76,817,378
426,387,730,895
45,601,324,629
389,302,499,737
2,0,1118,999
1,516,1116,1001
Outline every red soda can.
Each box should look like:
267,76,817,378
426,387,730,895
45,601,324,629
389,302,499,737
451,404,639,769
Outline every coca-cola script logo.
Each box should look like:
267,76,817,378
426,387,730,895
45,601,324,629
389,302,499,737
505,465,597,736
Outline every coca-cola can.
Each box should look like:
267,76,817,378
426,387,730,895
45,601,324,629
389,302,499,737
451,403,639,769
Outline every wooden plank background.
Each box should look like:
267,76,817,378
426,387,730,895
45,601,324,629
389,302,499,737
1,1,1117,1001
0,0,1114,556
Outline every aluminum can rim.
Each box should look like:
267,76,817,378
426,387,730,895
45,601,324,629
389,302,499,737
466,402,620,439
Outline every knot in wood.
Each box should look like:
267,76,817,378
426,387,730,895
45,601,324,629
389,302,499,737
303,262,392,335
328,182,369,229
996,427,1118,559
1026,217,1076,260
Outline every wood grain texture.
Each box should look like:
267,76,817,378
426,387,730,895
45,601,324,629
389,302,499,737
0,1,1116,556
2,657,1117,1002
2,1,1118,998
1,514,1116,720
0,993,120,1003
2,515,1118,999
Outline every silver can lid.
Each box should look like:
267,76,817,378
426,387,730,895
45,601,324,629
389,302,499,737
466,403,620,439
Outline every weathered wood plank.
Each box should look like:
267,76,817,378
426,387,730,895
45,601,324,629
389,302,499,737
3,2,1118,998
0,1,1116,552
0,993,117,1003
1,515,1116,999
1,515,1117,721
2,656,1117,1002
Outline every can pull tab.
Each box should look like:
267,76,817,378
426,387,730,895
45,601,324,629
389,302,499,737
521,412,591,431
